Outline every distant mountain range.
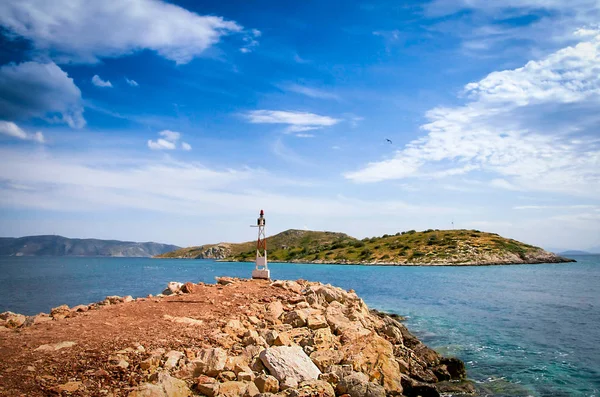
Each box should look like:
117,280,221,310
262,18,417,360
558,250,597,256
0,235,180,257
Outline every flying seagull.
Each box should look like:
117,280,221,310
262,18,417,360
386,138,392,144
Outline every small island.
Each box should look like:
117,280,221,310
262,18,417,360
156,229,575,266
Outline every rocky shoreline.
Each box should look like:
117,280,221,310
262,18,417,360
0,278,475,396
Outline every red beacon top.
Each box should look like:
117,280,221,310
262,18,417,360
260,209,264,216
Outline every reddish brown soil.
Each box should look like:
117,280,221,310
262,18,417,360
0,279,295,396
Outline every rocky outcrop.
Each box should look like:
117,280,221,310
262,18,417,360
0,279,475,396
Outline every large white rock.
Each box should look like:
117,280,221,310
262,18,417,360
259,346,321,385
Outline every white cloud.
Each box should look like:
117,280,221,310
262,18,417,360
245,110,340,133
0,61,85,128
125,78,138,87
147,129,189,151
159,130,180,142
296,133,315,138
0,0,245,64
147,139,176,150
0,121,44,143
91,75,112,88
285,84,339,100
345,30,600,197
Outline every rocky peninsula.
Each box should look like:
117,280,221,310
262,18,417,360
0,278,474,396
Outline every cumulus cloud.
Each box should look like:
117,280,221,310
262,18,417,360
91,75,112,88
0,0,246,64
147,130,190,151
0,121,44,143
0,61,85,128
125,78,138,87
345,30,600,197
245,110,340,133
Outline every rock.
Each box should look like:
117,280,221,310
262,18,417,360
218,371,237,381
341,333,403,394
254,374,280,393
259,346,321,385
282,310,308,328
35,341,76,351
0,312,26,328
192,348,227,376
196,382,219,397
24,313,52,327
181,282,196,294
71,304,89,312
243,330,267,347
310,327,337,350
224,319,247,337
106,295,123,304
50,305,71,320
128,383,165,397
123,295,134,303
163,314,203,326
399,374,440,397
263,330,279,346
307,314,328,330
309,350,344,372
238,372,255,381
273,332,293,347
164,350,184,369
336,372,386,397
440,357,467,379
296,380,335,397
218,381,249,397
162,282,184,296
49,381,82,394
154,372,191,397
325,302,370,340
216,277,236,285
435,380,476,395
318,372,340,385
245,381,261,397
266,301,284,322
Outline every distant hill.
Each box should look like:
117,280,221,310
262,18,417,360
0,235,180,258
558,250,593,256
156,229,574,266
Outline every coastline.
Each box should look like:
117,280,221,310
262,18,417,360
0,278,475,396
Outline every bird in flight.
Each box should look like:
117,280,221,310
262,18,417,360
386,138,392,144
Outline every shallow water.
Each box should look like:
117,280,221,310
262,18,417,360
1,255,598,396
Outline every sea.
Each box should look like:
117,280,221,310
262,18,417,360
0,255,598,397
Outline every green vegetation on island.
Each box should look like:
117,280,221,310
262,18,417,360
156,229,575,265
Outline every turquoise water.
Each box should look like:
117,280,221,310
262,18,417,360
0,256,598,397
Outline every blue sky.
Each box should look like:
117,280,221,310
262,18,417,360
0,0,599,251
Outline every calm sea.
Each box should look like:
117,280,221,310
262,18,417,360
1,255,598,397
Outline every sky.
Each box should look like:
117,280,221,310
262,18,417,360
0,0,599,251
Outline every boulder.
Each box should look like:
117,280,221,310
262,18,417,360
23,313,52,327
254,374,279,393
341,333,403,394
399,374,440,397
282,310,308,328
162,282,183,296
440,357,466,379
216,277,236,285
309,350,344,372
130,372,191,397
164,350,184,369
259,346,321,385
0,312,26,328
336,372,386,397
218,381,249,397
224,319,247,337
50,305,71,320
296,380,335,397
181,282,196,294
310,327,337,350
266,301,284,322
307,314,328,330
192,348,227,377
